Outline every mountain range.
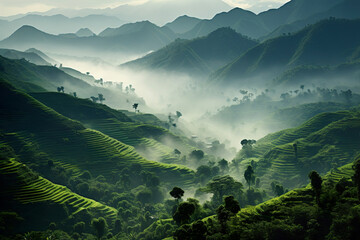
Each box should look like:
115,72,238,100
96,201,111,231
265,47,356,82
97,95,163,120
122,27,258,76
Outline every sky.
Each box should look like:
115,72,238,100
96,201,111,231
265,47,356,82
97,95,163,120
0,0,290,17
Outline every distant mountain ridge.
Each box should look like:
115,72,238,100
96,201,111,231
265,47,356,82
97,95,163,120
0,14,124,40
122,27,258,75
211,18,360,87
0,23,178,58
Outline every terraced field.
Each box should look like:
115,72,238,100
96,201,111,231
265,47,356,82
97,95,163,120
238,110,360,189
0,82,195,188
86,118,184,164
0,158,118,220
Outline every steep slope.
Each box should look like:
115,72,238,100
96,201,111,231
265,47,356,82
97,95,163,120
0,81,195,187
274,61,360,87
30,92,197,165
164,15,202,34
212,18,360,87
123,28,257,75
263,0,360,40
0,56,145,109
0,48,50,66
0,158,118,232
181,8,268,39
237,110,360,189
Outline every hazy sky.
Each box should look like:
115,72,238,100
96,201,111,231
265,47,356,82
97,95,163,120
0,0,290,17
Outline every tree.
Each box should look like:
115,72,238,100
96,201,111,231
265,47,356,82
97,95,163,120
170,187,184,201
202,175,243,205
353,159,360,200
91,217,107,239
244,165,255,189
189,150,204,161
216,205,230,233
173,202,195,225
176,111,182,119
174,149,181,155
218,159,229,173
224,195,240,214
90,96,99,103
133,103,139,112
98,93,105,104
73,222,85,234
293,143,298,159
309,171,322,204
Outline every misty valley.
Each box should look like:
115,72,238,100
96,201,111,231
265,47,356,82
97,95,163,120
1,0,360,239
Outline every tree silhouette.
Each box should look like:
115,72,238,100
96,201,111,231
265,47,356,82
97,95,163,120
173,202,195,225
309,171,322,204
353,159,360,200
133,103,139,113
224,195,240,214
170,187,184,201
98,93,105,104
91,217,107,239
244,165,254,190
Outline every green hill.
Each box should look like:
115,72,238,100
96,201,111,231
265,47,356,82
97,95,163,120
0,158,118,232
211,18,360,87
30,92,196,164
236,109,360,189
0,81,195,187
0,56,145,109
123,27,257,75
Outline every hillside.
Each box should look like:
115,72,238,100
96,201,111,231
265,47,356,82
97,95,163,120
0,158,118,232
0,81,195,187
181,8,268,39
0,48,51,66
236,109,360,189
211,18,360,87
262,0,360,40
123,27,258,75
274,61,360,88
30,92,197,165
0,56,145,109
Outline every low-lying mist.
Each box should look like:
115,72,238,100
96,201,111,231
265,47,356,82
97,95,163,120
52,53,360,156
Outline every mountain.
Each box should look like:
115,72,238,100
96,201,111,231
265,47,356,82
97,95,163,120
257,0,343,31
164,15,202,34
0,48,51,66
122,28,258,76
0,14,124,40
0,24,178,58
181,8,268,40
262,0,360,40
211,18,360,87
25,48,59,65
99,21,175,41
37,0,231,26
75,28,95,37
